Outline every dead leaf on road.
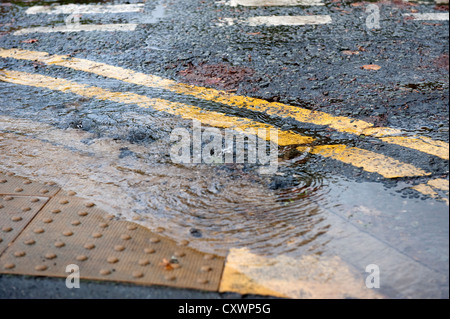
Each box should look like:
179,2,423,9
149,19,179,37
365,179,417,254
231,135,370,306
159,258,177,271
343,50,360,55
362,64,381,70
21,39,38,43
423,22,442,26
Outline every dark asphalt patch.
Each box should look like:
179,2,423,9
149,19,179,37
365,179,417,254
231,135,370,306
434,53,449,70
177,62,261,92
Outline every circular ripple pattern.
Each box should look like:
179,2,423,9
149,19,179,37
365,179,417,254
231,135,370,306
137,169,330,257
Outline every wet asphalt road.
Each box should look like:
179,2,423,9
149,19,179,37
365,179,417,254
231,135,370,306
0,0,448,178
0,0,449,299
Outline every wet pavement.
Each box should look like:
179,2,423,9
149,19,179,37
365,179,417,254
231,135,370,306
0,0,448,299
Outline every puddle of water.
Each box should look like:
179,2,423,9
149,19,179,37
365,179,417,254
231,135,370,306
325,177,449,274
0,113,447,297
0,115,329,258
220,247,382,299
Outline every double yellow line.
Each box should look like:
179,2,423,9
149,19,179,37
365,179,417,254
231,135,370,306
0,48,448,180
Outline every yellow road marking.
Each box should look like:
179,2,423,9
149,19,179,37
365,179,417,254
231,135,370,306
380,136,449,161
427,178,450,191
411,178,448,204
412,183,444,203
0,69,311,146
412,184,438,197
0,69,432,179
0,48,370,133
1,48,448,160
413,178,449,195
298,145,430,179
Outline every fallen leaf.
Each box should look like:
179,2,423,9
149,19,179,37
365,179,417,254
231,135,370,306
434,5,449,11
159,258,174,271
422,22,442,26
392,0,417,7
342,50,360,55
362,64,381,70
21,39,38,43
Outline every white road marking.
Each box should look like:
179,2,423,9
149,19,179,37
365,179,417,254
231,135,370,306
220,0,324,6
25,4,145,15
247,15,331,26
404,13,449,21
218,15,331,26
13,24,138,35
407,0,448,4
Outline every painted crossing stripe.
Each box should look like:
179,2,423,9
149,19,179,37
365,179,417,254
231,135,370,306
0,48,448,160
26,4,145,15
222,0,325,6
404,13,449,21
0,69,311,147
13,24,138,35
0,69,430,179
229,15,332,26
218,1,329,26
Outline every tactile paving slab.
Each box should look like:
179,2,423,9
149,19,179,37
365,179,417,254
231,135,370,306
0,172,60,197
0,195,49,255
0,192,224,291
